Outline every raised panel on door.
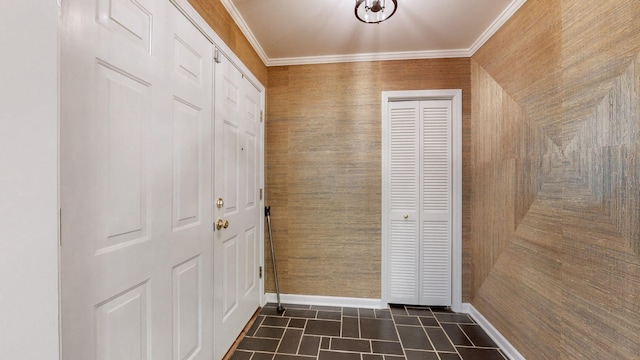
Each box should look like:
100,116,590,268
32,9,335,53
172,257,202,360
95,281,150,360
387,101,420,304
213,53,262,360
95,62,150,253
419,101,452,306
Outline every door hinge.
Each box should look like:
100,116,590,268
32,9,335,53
259,266,263,279
260,188,263,200
260,110,263,123
214,49,221,64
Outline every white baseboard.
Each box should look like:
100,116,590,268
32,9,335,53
264,293,385,309
463,303,526,360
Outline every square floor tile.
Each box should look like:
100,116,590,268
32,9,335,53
317,310,341,320
298,335,321,356
362,354,384,360
397,325,432,350
277,328,303,354
459,325,498,348
438,352,462,360
305,319,341,336
371,340,404,355
331,338,371,353
406,307,434,317
285,309,317,319
229,350,253,360
360,318,399,341
237,337,279,352
343,307,359,316
341,316,359,338
263,316,290,327
288,318,307,329
419,317,440,327
405,350,440,360
425,327,455,352
274,354,315,360
375,309,393,319
318,350,361,360
434,313,474,324
251,352,276,360
389,305,408,315
393,315,422,326
255,326,286,339
358,308,376,318
441,323,473,346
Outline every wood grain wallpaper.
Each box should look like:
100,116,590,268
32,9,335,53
265,59,471,299
187,0,266,85
471,0,640,358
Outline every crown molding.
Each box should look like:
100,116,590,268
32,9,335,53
267,49,471,67
221,0,527,67
219,0,270,65
468,0,527,55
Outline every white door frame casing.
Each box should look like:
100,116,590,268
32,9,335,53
381,89,463,312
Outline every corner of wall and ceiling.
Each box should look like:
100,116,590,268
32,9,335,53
220,0,527,66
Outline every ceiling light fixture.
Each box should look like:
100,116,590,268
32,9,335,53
355,0,398,24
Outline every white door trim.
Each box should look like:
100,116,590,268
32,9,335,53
381,89,463,312
170,0,266,307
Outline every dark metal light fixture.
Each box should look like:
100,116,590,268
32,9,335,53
355,0,398,24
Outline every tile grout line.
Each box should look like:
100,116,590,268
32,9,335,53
433,312,464,360
389,305,408,360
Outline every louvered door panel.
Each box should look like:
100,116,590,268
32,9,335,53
389,220,419,303
387,102,419,304
420,100,452,306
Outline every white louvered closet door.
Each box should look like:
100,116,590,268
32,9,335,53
387,100,452,306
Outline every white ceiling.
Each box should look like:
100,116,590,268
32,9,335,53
221,0,526,66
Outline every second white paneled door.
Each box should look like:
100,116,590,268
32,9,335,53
212,53,262,360
385,99,453,307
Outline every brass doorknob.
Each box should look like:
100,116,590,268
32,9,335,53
216,219,230,230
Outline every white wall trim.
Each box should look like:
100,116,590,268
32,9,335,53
219,0,270,66
381,90,463,313
267,49,471,67
467,0,527,55
264,293,385,309
218,0,526,66
464,303,527,360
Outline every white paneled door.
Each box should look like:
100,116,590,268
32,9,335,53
61,1,214,359
212,53,263,360
385,99,453,307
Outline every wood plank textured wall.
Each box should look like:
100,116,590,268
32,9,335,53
471,0,640,358
265,59,471,299
187,0,267,85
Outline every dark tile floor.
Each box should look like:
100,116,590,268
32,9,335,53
229,303,508,360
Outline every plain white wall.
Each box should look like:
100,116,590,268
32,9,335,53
0,1,60,359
